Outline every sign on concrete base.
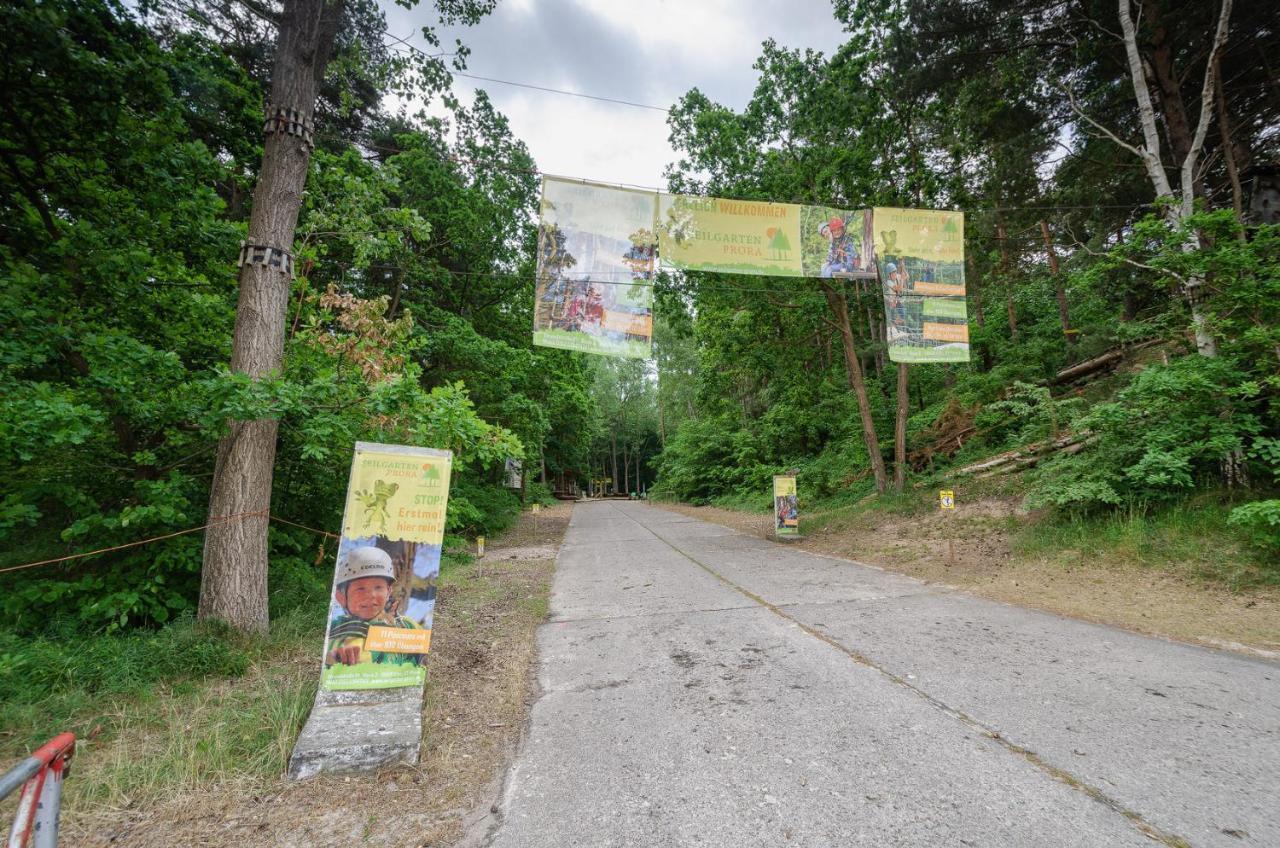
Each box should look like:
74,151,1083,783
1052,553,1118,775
289,441,452,779
288,684,423,779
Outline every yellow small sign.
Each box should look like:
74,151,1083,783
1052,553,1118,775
940,490,955,510
364,626,432,654
476,535,485,557
532,503,541,514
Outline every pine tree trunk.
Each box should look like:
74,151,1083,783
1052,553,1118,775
199,0,343,633
997,221,1018,342
894,362,908,493
1039,220,1074,346
822,283,886,493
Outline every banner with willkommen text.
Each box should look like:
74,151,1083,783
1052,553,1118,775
658,194,876,280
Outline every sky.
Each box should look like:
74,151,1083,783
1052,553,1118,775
379,0,848,189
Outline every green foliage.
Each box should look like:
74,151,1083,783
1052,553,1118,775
1228,500,1280,556
1028,357,1263,510
0,0,595,635
0,615,252,743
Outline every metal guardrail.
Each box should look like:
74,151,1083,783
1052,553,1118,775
2,733,75,848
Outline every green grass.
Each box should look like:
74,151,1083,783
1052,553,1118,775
0,604,324,811
1014,495,1278,590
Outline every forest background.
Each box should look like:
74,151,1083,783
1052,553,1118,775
1,0,1278,765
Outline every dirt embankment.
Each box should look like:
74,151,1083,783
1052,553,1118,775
69,503,573,848
654,500,1280,659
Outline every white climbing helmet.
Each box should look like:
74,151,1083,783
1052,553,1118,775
336,546,395,586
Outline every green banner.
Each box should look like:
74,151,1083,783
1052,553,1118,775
874,207,969,364
319,443,452,691
534,177,657,359
773,475,799,536
658,194,876,280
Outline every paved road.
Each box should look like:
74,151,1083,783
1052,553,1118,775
483,502,1279,847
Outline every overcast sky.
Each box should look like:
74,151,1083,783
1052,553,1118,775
379,0,847,189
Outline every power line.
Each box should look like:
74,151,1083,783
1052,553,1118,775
380,30,670,114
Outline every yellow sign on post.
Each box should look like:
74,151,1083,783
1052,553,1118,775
773,475,799,537
320,442,452,691
531,502,541,514
940,490,955,510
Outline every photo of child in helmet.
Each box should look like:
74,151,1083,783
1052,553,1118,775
323,536,439,672
801,206,876,278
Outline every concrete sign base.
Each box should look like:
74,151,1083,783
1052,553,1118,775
287,684,423,780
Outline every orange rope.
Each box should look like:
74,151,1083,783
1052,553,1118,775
0,510,346,578
0,510,268,576
268,514,340,540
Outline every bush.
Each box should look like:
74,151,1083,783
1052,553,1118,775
1228,499,1280,556
1028,355,1263,511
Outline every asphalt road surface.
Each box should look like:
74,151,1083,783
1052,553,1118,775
483,501,1279,848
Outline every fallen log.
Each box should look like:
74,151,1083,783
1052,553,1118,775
1049,338,1163,386
954,432,1090,477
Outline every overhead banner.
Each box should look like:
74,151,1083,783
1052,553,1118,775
534,176,658,359
874,207,969,363
658,194,876,279
320,442,452,691
773,475,799,537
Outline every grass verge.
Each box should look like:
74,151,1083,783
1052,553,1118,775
0,503,570,848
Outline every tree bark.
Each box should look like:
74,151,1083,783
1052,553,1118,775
822,283,886,493
1213,56,1247,239
1117,0,1231,357
996,221,1018,342
610,430,618,496
1039,220,1074,346
1140,0,1194,167
894,361,908,493
967,255,991,371
199,0,343,633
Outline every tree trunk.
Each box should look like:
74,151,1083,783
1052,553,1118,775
1117,0,1230,358
822,283,886,493
610,430,618,496
1039,220,1074,346
623,444,630,493
894,362,908,493
967,255,991,371
200,0,343,633
1140,0,1195,167
1213,55,1247,239
996,221,1018,342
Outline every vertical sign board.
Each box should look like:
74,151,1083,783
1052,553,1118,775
320,442,452,691
534,176,658,359
940,490,955,510
874,208,969,363
773,475,800,537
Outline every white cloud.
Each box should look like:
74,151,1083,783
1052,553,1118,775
380,0,846,188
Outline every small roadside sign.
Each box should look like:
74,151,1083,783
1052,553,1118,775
476,536,485,557
939,490,955,510
531,503,541,514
